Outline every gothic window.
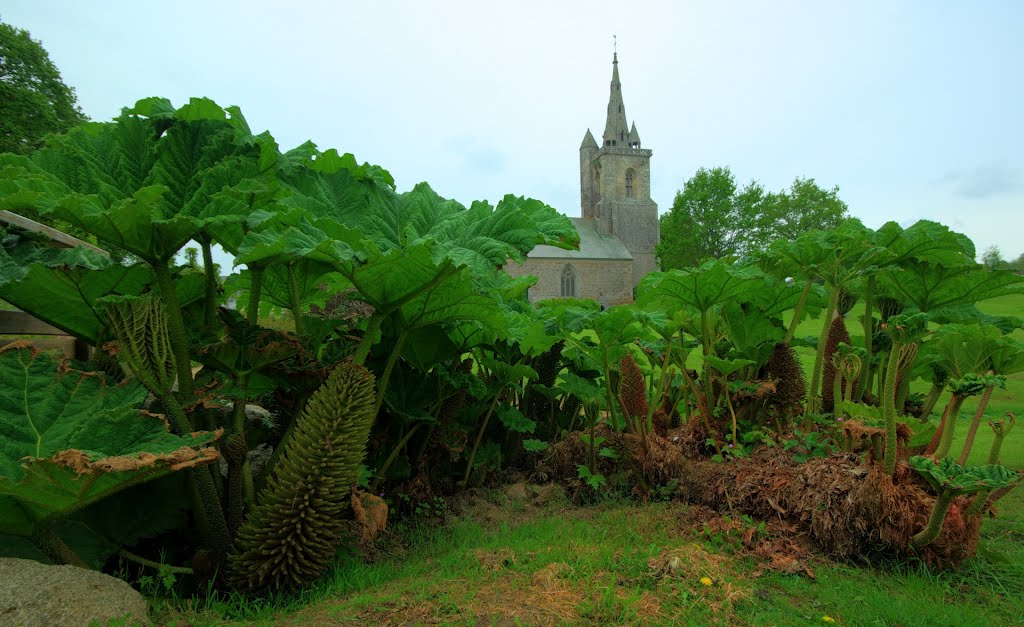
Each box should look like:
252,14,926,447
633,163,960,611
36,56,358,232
625,169,635,198
560,264,577,297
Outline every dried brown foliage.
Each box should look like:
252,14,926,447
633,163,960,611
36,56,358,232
54,442,221,474
624,432,686,486
651,408,671,437
678,449,980,567
350,489,389,549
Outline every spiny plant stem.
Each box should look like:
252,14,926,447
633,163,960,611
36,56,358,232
153,263,194,402
200,236,218,336
287,263,304,336
601,347,620,436
230,382,255,506
854,276,875,401
832,365,844,415
246,267,264,325
784,278,813,344
988,413,1015,465
924,394,957,456
808,286,840,414
463,392,503,486
352,315,383,366
911,489,954,548
934,395,968,459
882,341,902,476
161,392,230,562
31,524,88,568
374,330,407,416
370,423,422,493
118,549,194,575
958,384,995,465
964,490,991,518
919,378,947,421
700,308,715,408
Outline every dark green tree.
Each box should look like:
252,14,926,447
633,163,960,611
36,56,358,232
763,176,849,243
1007,252,1024,275
981,245,1006,271
656,166,768,270
0,20,87,154
657,168,850,271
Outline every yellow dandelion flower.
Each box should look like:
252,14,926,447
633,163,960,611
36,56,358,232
699,576,713,586
822,617,836,623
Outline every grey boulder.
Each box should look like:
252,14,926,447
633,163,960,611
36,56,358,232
0,558,149,626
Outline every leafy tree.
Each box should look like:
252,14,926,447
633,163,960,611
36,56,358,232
762,177,848,243
981,245,1005,271
656,167,768,270
1008,252,1024,275
657,168,848,271
0,20,86,154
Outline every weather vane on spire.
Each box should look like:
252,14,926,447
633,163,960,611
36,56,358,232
613,34,618,62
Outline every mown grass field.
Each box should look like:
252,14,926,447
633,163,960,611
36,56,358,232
160,294,1024,626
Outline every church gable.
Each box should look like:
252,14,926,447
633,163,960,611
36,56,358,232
505,257,633,306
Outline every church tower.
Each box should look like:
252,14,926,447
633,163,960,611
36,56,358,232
580,52,659,286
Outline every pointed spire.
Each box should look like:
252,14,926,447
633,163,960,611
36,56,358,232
602,51,630,147
581,128,598,150
627,122,640,148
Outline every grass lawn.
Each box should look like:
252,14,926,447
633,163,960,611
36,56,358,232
160,294,1024,626
164,475,1022,626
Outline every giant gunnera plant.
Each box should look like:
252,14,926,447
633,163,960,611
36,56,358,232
228,361,376,592
909,456,1020,548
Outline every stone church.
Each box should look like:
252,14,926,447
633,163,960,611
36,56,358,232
506,53,659,305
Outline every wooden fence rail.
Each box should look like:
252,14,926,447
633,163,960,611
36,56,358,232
0,310,91,360
1,210,105,360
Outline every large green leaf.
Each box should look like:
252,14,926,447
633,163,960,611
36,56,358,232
234,211,363,271
766,219,887,287
557,372,603,406
874,220,975,267
720,302,784,364
918,324,1003,380
349,241,506,333
909,456,1020,495
591,305,649,364
194,310,301,378
0,348,220,536
881,261,1024,313
750,275,825,320
990,337,1024,376
637,259,765,313
0,98,259,264
704,355,757,378
273,174,578,277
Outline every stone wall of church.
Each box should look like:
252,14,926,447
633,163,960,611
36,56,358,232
596,147,652,200
505,258,634,305
591,146,659,286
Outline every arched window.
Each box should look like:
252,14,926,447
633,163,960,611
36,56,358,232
560,264,577,297
625,169,634,198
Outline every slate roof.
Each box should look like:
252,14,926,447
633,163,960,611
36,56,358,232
526,217,632,261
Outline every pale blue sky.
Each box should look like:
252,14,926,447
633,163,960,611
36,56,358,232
5,1,1023,260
